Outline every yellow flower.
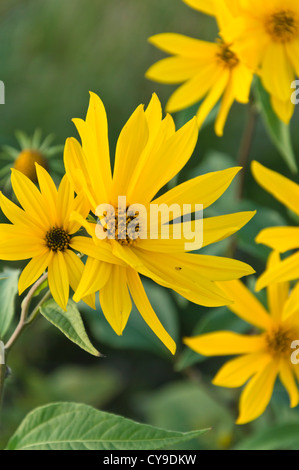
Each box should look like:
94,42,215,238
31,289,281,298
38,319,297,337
225,0,299,123
184,252,299,424
251,160,299,290
145,0,253,136
64,91,255,354
0,165,93,311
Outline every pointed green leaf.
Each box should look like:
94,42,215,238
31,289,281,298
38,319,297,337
0,268,20,339
254,77,297,174
6,402,209,450
40,299,100,357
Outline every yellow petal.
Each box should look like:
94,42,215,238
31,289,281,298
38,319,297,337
148,33,218,57
279,359,299,408
145,56,206,84
217,279,272,330
236,361,278,424
266,251,289,321
35,164,58,227
0,191,39,230
152,167,242,219
56,175,74,231
213,353,270,388
231,63,253,104
203,211,256,247
215,77,235,137
63,250,95,309
0,225,45,260
271,95,295,125
70,236,125,266
184,331,264,356
73,257,111,301
18,250,52,295
197,68,230,129
166,63,221,113
127,268,176,354
261,42,294,102
111,105,149,203
282,282,299,320
11,169,49,229
256,226,299,253
256,252,299,291
182,0,215,15
286,38,299,77
99,265,132,336
47,251,69,311
251,160,299,217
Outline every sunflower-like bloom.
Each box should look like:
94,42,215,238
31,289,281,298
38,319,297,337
225,0,299,123
64,91,255,354
251,160,299,290
145,0,253,136
184,252,299,424
0,165,94,311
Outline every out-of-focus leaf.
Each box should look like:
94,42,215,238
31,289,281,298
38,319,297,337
254,77,297,174
139,380,234,450
82,279,179,358
40,299,100,357
0,268,20,339
6,402,209,450
235,422,299,450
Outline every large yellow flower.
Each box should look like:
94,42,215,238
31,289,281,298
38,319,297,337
184,252,299,424
145,0,253,136
251,160,299,290
0,165,94,311
64,91,255,354
225,0,299,123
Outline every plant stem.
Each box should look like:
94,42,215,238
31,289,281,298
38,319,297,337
0,343,5,413
236,103,258,199
5,273,48,351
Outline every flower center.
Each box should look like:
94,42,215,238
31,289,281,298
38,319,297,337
46,227,71,252
216,41,239,68
266,10,298,42
14,149,48,182
102,207,141,245
265,326,293,357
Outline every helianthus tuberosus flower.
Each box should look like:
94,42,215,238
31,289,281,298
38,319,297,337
145,0,253,136
64,91,255,354
0,165,93,311
225,0,299,123
184,252,299,424
252,160,299,290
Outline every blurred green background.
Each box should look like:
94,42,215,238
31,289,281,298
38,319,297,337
1,0,299,450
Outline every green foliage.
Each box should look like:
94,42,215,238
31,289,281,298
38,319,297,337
6,402,208,450
0,268,20,339
254,77,297,174
40,299,100,357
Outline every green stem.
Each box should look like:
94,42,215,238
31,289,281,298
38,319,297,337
0,343,5,413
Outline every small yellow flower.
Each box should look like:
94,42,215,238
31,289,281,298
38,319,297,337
64,91,256,354
0,165,93,311
184,252,299,424
145,0,253,136
225,0,299,123
0,129,63,192
251,160,299,290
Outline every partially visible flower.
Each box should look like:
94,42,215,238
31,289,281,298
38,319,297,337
251,160,299,290
0,165,93,311
145,0,253,136
64,91,256,354
184,252,299,424
224,0,299,124
0,129,63,193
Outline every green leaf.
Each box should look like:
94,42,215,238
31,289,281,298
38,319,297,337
6,402,209,450
254,77,297,174
235,422,299,450
0,268,20,339
40,299,100,357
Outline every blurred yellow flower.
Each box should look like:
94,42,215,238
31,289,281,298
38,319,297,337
0,165,93,311
225,0,299,123
145,0,253,136
64,91,255,354
184,252,299,424
252,160,299,290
